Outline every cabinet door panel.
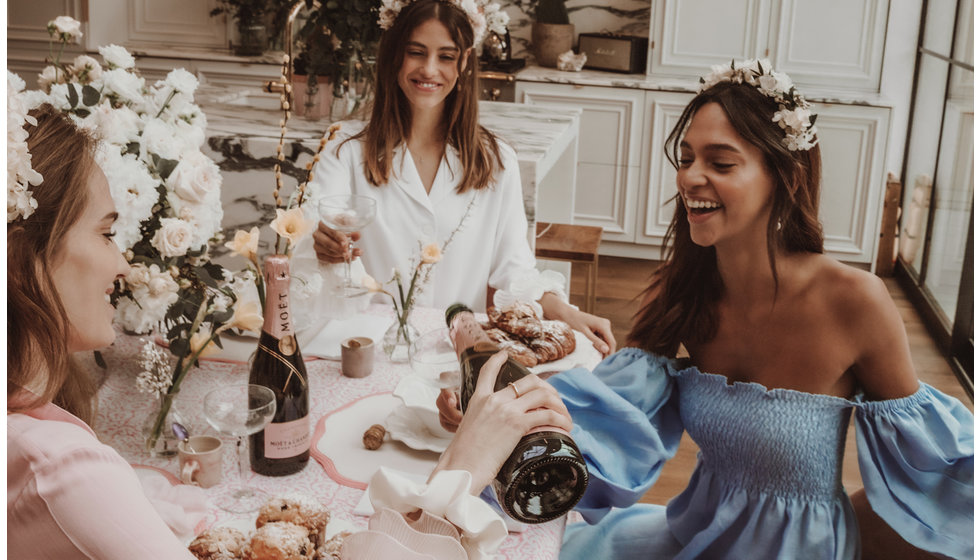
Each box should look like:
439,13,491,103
515,83,646,242
771,0,888,93
649,0,771,78
811,103,890,262
637,91,694,247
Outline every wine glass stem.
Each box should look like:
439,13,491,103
236,436,246,486
344,237,355,288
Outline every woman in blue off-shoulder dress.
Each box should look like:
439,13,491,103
437,59,973,560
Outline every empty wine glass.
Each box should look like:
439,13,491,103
409,328,461,389
319,194,377,297
203,384,276,513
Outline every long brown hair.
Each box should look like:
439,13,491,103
629,81,823,355
351,0,503,192
8,105,99,423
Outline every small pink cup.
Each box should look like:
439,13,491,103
341,337,375,378
177,435,223,488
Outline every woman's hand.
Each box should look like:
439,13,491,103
312,222,361,264
539,293,616,356
564,309,616,356
432,351,573,493
436,388,463,433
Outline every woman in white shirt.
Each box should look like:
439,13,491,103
304,0,615,354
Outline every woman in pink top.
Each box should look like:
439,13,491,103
7,101,199,558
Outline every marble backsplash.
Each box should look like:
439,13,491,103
499,0,651,61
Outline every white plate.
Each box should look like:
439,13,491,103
385,405,454,453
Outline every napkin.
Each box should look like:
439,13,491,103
302,313,391,360
359,467,508,560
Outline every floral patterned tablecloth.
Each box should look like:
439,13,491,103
91,304,565,559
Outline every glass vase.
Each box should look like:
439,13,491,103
142,391,185,458
382,315,420,364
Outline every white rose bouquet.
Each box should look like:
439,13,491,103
32,16,256,454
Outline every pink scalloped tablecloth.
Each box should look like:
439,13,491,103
91,303,565,559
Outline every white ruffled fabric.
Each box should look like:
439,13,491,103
492,268,570,317
366,467,508,560
138,475,209,541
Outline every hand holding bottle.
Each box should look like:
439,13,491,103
432,350,573,494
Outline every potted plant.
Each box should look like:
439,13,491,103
211,0,287,56
528,0,574,68
292,0,382,119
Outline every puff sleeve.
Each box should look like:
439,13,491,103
854,383,974,559
548,348,683,523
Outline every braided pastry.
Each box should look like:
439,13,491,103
487,302,545,339
485,327,538,367
528,320,576,362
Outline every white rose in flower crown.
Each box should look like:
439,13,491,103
96,149,158,250
37,66,65,92
170,118,207,153
71,55,103,84
163,68,199,96
774,107,811,131
102,68,146,106
168,150,222,204
82,103,142,145
140,117,182,160
46,83,75,111
99,44,136,70
48,16,82,43
152,217,194,257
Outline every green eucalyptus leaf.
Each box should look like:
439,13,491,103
157,158,179,180
82,85,101,106
74,108,90,118
66,83,79,108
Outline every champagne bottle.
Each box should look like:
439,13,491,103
249,255,310,476
445,303,588,524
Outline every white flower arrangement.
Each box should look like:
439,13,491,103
698,58,818,152
7,72,43,222
378,0,509,44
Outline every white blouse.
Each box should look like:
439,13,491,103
297,122,561,313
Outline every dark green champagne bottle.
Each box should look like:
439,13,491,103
445,303,588,523
249,255,310,476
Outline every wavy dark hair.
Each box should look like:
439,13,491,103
349,0,502,192
8,105,99,423
629,80,823,355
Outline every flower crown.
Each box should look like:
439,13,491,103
378,0,509,45
698,59,818,151
7,71,44,223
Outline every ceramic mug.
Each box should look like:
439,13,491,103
341,336,375,378
177,435,223,488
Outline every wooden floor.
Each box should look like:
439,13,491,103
568,255,973,505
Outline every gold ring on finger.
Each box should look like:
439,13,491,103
508,381,521,399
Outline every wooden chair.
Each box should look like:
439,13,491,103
534,222,603,314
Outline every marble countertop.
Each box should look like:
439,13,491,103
197,85,582,167
514,65,895,107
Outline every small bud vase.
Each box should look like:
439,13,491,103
142,390,185,458
382,315,420,363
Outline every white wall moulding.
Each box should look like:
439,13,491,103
130,0,226,50
771,0,889,94
637,91,693,248
650,0,770,78
809,102,890,262
516,84,646,243
7,0,84,42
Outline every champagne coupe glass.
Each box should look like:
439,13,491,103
409,327,461,389
319,195,377,297
203,384,276,513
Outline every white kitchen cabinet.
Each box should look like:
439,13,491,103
648,0,889,94
515,82,647,243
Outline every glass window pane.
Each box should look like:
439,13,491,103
923,69,973,321
900,55,950,271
